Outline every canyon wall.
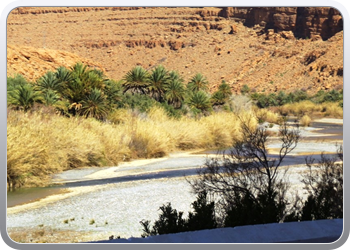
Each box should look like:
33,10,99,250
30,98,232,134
219,7,343,40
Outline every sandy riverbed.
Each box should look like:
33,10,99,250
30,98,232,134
6,118,343,243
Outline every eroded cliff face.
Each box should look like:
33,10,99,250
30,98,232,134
219,7,343,40
7,7,343,93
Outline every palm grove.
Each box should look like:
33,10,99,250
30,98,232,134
8,63,219,119
7,63,343,235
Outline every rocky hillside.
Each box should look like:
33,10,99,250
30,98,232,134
7,7,343,93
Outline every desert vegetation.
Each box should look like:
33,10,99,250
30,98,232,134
140,121,343,237
7,63,343,189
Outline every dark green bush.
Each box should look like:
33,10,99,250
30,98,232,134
300,146,343,221
140,191,217,237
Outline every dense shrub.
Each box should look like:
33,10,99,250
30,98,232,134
300,146,343,221
140,191,216,237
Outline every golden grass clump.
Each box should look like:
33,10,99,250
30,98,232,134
7,110,105,188
127,119,173,158
277,100,343,118
254,108,280,124
107,108,133,124
278,100,321,116
321,102,343,118
7,107,259,188
299,114,312,127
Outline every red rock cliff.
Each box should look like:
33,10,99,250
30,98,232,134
219,7,343,40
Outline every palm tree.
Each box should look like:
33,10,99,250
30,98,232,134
187,90,212,112
41,89,69,114
218,81,232,98
7,74,28,92
104,79,124,108
211,91,227,106
78,88,109,120
148,65,169,102
122,66,150,95
211,81,232,105
187,73,209,93
63,63,106,104
70,62,89,80
7,84,42,111
164,79,186,109
36,71,62,93
167,70,184,83
55,66,74,85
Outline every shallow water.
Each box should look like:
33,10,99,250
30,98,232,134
7,120,342,208
7,186,64,208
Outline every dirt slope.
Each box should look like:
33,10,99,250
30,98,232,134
7,45,104,80
7,7,343,93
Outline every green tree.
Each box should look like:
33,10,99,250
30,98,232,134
7,84,42,111
123,66,150,95
7,74,28,92
218,81,232,97
55,66,74,87
148,65,169,102
164,79,186,109
104,79,124,108
211,81,232,106
36,71,63,93
78,88,109,120
187,91,212,112
241,84,250,95
187,73,209,92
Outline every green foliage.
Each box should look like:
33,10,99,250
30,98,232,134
164,79,186,109
121,93,157,113
240,84,250,95
140,191,217,237
211,81,232,105
78,88,109,120
187,91,212,112
250,88,342,109
7,83,42,111
36,71,63,93
187,73,209,92
300,146,343,221
122,66,150,95
7,74,28,92
148,65,169,102
140,203,186,237
256,93,278,108
104,79,124,108
63,63,106,103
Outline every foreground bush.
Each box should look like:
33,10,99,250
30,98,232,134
190,116,301,227
139,132,343,235
140,191,216,237
300,145,343,220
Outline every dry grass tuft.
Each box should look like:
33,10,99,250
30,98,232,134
277,101,343,118
299,114,312,127
7,108,258,188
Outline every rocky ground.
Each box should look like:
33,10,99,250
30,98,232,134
7,7,343,93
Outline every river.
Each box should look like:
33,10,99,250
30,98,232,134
6,118,343,242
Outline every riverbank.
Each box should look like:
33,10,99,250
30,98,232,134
6,118,343,243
